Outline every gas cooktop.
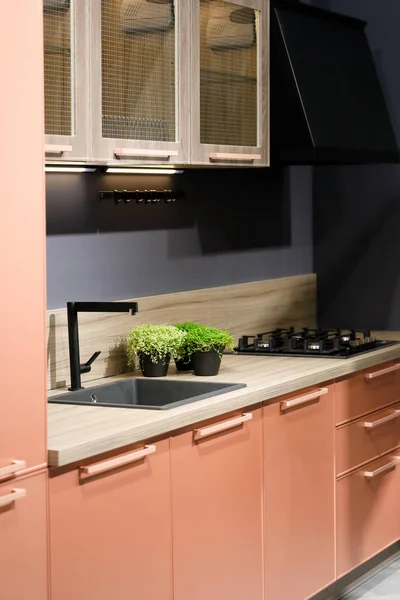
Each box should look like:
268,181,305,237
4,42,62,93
235,328,398,359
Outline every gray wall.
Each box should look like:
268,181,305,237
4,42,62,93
46,166,313,310
313,0,400,329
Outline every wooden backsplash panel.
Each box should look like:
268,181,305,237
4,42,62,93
47,274,316,390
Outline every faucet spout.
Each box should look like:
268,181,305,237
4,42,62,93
67,301,138,391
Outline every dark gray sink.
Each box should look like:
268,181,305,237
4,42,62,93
48,378,246,410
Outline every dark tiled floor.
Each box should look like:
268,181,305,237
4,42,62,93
341,557,400,599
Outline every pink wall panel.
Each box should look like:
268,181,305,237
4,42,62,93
0,0,47,470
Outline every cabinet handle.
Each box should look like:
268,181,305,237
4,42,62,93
45,144,73,155
79,445,156,477
114,148,178,159
0,488,26,508
364,410,400,429
193,413,252,441
365,363,400,380
0,460,26,479
280,387,328,412
209,153,261,162
364,456,400,479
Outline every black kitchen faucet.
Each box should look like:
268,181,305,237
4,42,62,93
67,301,138,391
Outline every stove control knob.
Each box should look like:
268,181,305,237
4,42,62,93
258,341,270,349
308,343,320,351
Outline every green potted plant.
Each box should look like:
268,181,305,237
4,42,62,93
185,324,235,376
127,324,186,377
174,322,206,371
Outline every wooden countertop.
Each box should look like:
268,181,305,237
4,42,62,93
48,332,400,468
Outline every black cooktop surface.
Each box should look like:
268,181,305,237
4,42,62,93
234,328,398,359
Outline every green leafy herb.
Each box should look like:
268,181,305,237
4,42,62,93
176,322,235,357
175,321,205,333
127,324,186,365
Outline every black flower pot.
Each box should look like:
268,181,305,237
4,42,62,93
192,348,224,376
139,354,170,377
174,356,194,371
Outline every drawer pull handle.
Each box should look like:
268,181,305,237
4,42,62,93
193,413,252,441
280,387,328,412
209,153,261,162
114,148,177,159
0,460,26,479
45,144,73,155
364,410,400,429
80,445,156,477
0,488,26,508
365,364,400,380
364,457,400,479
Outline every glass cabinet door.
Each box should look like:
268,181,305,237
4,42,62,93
191,0,268,165
91,0,190,164
43,0,89,160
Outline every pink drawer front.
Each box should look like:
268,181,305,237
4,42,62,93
336,453,400,578
335,362,400,425
336,402,400,475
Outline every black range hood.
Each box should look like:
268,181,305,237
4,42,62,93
270,0,400,165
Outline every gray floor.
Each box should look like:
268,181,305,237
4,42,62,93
342,557,400,599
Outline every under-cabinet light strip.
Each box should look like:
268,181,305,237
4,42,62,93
46,161,89,166
45,167,97,173
106,168,183,175
44,167,183,174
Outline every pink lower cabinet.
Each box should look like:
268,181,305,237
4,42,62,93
171,409,263,600
49,440,172,600
336,453,400,577
0,471,48,600
263,386,335,600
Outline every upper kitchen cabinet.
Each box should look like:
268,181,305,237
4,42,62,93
43,0,89,160
43,0,269,165
90,0,190,165
190,0,269,166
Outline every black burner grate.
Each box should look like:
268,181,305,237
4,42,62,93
235,328,396,358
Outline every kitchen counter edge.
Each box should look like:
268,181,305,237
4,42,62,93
48,341,400,468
